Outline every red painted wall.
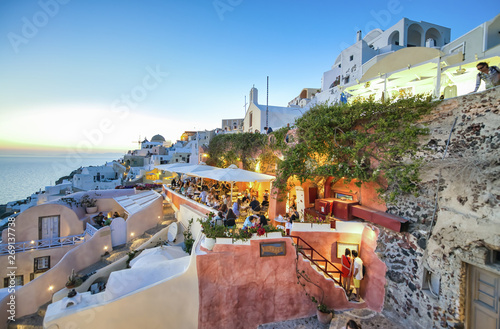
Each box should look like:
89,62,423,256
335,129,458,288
197,234,386,329
291,231,361,266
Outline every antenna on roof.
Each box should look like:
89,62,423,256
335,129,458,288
244,95,247,115
266,76,269,128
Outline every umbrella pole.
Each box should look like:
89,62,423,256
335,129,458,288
231,182,234,203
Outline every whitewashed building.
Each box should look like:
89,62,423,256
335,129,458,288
243,87,301,133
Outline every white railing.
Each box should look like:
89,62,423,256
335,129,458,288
0,234,86,255
85,222,99,237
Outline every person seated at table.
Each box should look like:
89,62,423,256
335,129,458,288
219,203,228,214
199,186,208,203
242,190,251,203
170,177,176,187
205,193,214,207
232,198,241,217
290,205,300,221
249,196,260,211
186,183,195,197
240,197,250,211
214,211,224,226
224,195,232,208
225,209,237,228
112,211,120,218
180,182,187,194
243,214,258,229
212,197,221,209
258,214,268,226
104,217,113,226
93,212,105,227
261,195,269,208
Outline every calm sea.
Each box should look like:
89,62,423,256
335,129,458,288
0,154,123,205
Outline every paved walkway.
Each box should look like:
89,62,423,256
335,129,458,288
259,309,402,329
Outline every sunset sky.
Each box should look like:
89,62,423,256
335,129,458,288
0,0,497,155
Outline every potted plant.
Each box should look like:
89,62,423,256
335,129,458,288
232,227,253,244
80,194,98,214
65,269,83,289
294,212,331,232
183,219,195,254
295,246,334,324
198,217,228,250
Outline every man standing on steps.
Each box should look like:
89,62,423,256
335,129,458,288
351,250,364,302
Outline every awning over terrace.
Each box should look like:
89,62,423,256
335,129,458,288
195,164,275,183
155,163,275,183
154,163,219,177
114,190,160,216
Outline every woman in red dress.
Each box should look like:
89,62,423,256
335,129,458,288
341,248,353,295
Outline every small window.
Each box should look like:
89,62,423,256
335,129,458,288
4,275,23,288
334,193,353,201
422,268,440,299
34,256,50,273
488,249,500,264
349,55,354,61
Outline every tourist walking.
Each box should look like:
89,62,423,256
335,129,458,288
351,250,363,302
473,62,500,92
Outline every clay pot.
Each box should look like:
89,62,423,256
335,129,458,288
86,206,98,214
316,309,333,324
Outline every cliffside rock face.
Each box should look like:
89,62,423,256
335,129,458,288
379,87,500,328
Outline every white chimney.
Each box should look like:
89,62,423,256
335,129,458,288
356,30,362,42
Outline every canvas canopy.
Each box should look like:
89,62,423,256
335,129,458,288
157,163,275,197
154,163,218,176
197,164,275,183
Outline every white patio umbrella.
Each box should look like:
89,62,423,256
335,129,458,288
155,163,220,186
197,164,275,199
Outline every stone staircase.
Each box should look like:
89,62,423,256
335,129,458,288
291,235,343,287
8,303,48,329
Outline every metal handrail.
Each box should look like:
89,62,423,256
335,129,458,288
0,233,86,255
290,235,343,287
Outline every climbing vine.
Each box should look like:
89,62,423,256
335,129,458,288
207,132,268,169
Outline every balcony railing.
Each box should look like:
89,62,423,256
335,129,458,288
85,222,98,237
0,233,86,255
